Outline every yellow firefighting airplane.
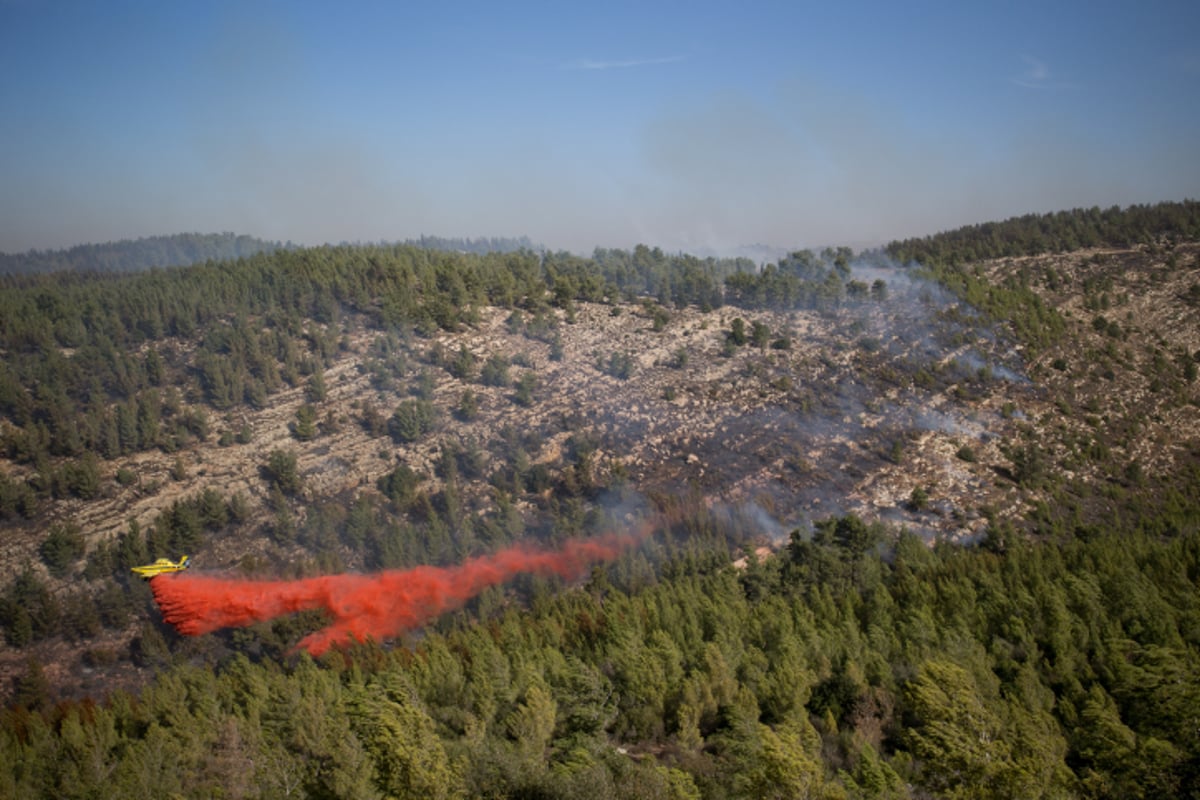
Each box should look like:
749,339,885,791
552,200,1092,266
131,555,191,579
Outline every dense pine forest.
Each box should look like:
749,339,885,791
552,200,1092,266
2,201,1200,798
5,520,1198,799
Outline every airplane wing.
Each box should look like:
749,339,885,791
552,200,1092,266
131,556,190,579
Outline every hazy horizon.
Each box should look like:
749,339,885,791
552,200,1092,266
2,1,1198,256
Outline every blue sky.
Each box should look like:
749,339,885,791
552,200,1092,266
2,0,1198,255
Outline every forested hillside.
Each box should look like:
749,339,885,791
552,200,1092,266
887,200,1200,264
0,243,750,470
0,233,542,276
5,520,1198,798
1,201,1199,798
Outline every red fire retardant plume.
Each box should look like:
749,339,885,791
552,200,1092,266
150,534,636,656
